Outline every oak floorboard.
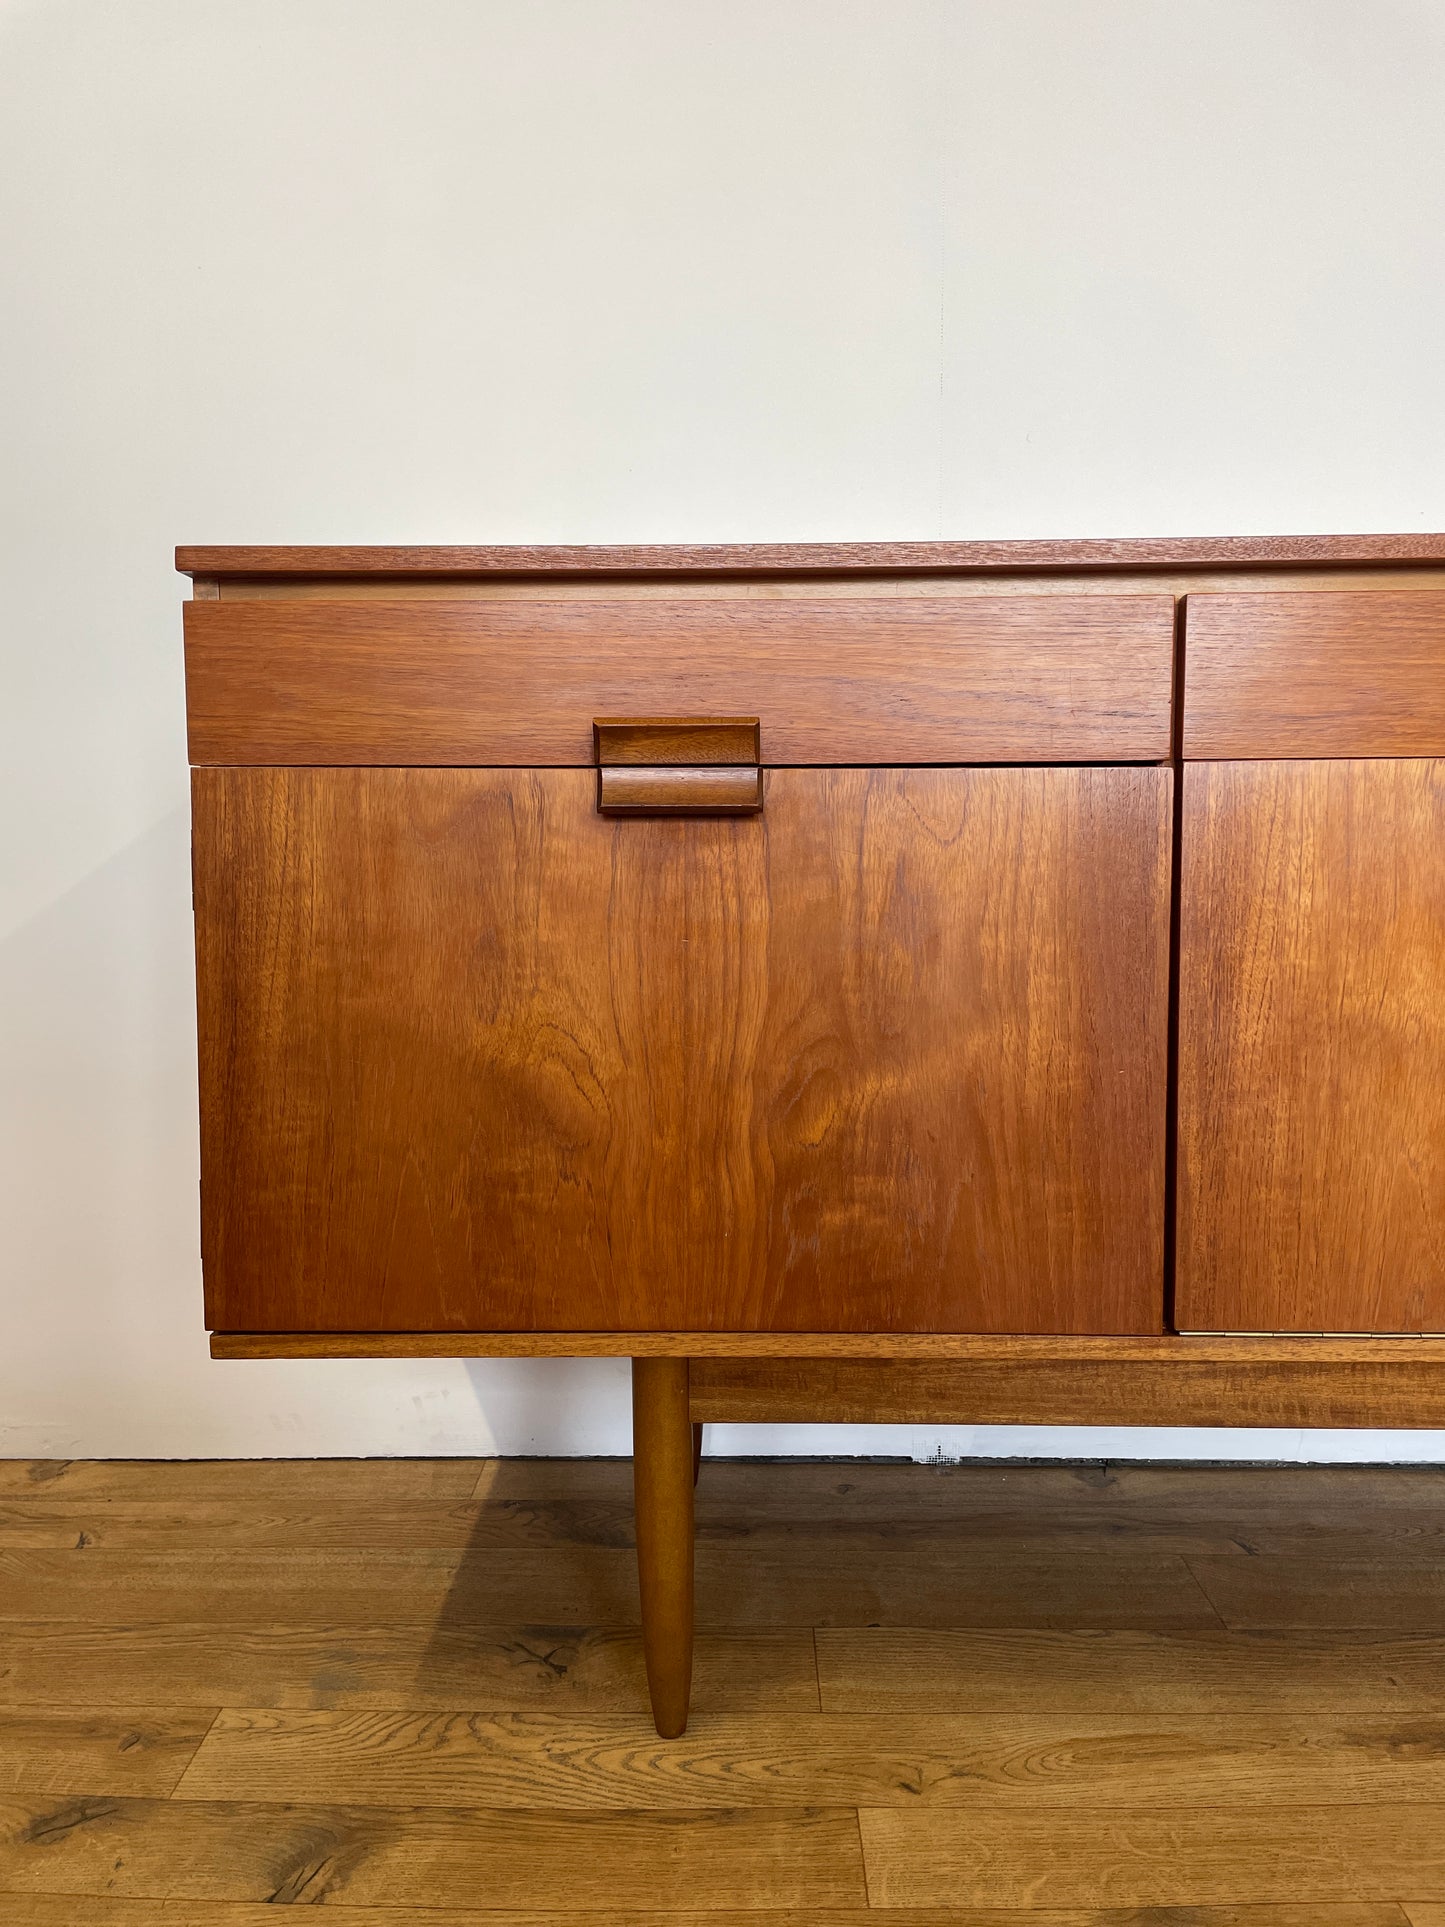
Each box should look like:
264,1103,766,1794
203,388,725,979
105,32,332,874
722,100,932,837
3,1460,1444,1510
708,1461,1445,1559
0,1621,818,1712
471,1456,1445,1519
698,1461,1445,1509
816,1627,1445,1714
0,1498,1261,1556
0,1546,1219,1629
0,1500,640,1553
5,1458,1444,1545
663,1461,1445,1561
3,1458,1441,1917
0,1709,217,1797
174,1706,1445,1810
21,1496,1441,1558
0,1460,484,1502
0,1547,644,1626
0,1796,865,1909
0,1902,1414,1927
858,1804,1445,1907
1190,1558,1445,1631
11,1467,1445,1559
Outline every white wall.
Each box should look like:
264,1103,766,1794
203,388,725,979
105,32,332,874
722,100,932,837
3,0,1444,1460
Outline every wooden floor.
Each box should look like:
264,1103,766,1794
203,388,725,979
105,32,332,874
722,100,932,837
3,1457,1445,1922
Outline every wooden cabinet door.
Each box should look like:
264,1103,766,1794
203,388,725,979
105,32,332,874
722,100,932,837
195,764,1170,1335
1177,759,1445,1333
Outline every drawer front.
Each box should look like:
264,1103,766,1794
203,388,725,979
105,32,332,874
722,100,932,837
1183,591,1445,758
194,764,1171,1335
184,593,1174,766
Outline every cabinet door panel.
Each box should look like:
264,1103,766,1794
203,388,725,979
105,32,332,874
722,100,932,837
195,765,1169,1334
1177,760,1445,1332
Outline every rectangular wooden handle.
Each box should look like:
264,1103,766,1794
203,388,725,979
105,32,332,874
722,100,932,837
594,716,762,815
598,764,763,814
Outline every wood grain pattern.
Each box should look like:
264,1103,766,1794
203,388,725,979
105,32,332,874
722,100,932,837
208,1331,1445,1359
1183,593,1445,757
594,717,760,764
0,1906,1413,1927
0,1903,1413,1927
0,1457,485,1500
857,1804,1445,1908
0,1796,865,1909
182,594,1174,764
632,1358,694,1736
817,1626,1445,1714
0,1709,215,1797
175,532,1445,576
206,565,1445,605
1188,1557,1445,1632
688,1355,1445,1426
4,1458,1445,1918
172,1705,1445,1810
597,763,763,813
1177,760,1445,1334
194,765,1169,1336
0,1620,816,1713
10,1460,1445,1559
0,1545,1219,1630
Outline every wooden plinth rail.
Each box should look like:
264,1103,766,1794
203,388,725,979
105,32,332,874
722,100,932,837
209,1332,1445,1429
210,1331,1445,1360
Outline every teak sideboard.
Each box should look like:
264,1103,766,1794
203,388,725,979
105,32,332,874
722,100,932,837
179,535,1445,1735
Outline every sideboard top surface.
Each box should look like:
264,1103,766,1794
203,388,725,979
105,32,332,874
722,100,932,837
177,533,1445,580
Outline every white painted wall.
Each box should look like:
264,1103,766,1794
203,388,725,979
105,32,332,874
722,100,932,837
3,0,1444,1460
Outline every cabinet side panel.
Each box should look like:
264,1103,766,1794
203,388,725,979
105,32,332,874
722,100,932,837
1177,759,1445,1332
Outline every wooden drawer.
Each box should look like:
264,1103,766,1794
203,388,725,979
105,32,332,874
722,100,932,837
184,592,1174,766
1183,591,1445,758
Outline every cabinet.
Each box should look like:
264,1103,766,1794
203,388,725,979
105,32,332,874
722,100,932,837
179,538,1445,1735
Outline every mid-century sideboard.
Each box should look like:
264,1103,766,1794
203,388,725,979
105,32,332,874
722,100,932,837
179,535,1445,1735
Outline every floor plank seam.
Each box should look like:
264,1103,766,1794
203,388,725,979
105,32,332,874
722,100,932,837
853,1802,873,1909
166,1704,228,1800
1180,1550,1236,1628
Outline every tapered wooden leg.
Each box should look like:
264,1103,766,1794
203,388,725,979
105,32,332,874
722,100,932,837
632,1357,694,1737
